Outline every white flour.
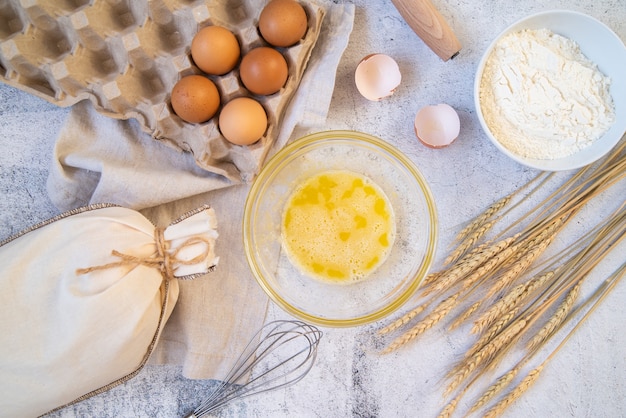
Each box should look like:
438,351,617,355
479,29,615,160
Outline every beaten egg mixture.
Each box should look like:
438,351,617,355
281,170,395,283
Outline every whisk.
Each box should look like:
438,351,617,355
185,320,323,417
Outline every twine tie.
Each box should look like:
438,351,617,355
76,228,211,279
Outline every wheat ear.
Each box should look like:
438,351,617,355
453,195,511,243
382,294,459,354
528,280,581,352
469,364,522,413
378,302,430,335
421,271,442,287
473,282,526,333
420,242,493,297
436,396,459,418
441,241,521,332
427,236,518,298
448,300,481,331
472,269,554,334
466,307,520,359
459,237,520,292
446,221,495,266
477,259,626,416
446,318,527,396
455,171,548,244
483,366,544,418
484,236,553,301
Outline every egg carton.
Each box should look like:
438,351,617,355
0,0,324,182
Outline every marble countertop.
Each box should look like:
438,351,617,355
1,0,625,417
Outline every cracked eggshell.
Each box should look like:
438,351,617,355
354,54,401,101
414,104,460,148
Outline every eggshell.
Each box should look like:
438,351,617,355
354,54,402,101
191,26,240,75
414,104,460,148
240,47,288,96
259,0,308,47
219,97,268,145
171,75,220,124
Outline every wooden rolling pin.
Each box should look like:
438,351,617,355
391,0,462,61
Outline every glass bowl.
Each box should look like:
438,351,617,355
474,10,626,171
243,130,438,327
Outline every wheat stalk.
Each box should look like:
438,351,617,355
459,238,520,292
436,396,459,418
424,235,518,299
421,271,442,287
466,307,520,359
472,241,626,416
382,293,459,354
446,318,527,396
446,221,495,266
468,364,522,413
528,280,581,352
523,208,625,326
525,157,625,240
440,239,524,332
453,195,511,244
484,236,553,301
491,172,558,240
377,138,625,415
472,269,555,334
453,170,551,245
378,302,429,335
473,282,526,332
448,300,481,331
420,242,494,297
483,365,544,418
474,263,624,417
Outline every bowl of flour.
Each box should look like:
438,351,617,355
475,10,626,171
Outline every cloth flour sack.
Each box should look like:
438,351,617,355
0,204,218,417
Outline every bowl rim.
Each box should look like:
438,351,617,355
474,9,626,171
243,129,438,327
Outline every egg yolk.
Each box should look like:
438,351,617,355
281,170,395,283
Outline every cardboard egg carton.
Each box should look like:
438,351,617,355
0,0,324,181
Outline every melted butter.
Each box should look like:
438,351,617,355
281,170,395,283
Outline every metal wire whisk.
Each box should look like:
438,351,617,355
185,320,323,417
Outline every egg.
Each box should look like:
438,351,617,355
240,47,288,95
191,26,240,75
219,97,268,145
258,0,308,47
354,54,402,101
414,104,460,148
170,75,220,124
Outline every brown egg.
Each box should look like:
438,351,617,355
240,47,288,95
191,26,240,75
171,75,220,124
258,0,308,47
219,97,268,145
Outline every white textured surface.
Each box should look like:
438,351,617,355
1,1,625,417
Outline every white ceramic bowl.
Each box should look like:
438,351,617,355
243,131,437,327
475,10,626,171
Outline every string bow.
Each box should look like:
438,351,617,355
76,228,212,279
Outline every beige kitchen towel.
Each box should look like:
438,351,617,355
45,2,355,380
140,184,266,380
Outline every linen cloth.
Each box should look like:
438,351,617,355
45,1,355,380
